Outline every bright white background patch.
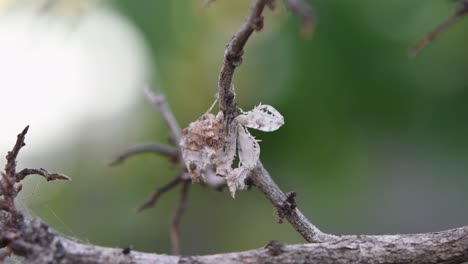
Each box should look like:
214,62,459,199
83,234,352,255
0,6,150,154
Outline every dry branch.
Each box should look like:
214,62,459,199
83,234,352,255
218,0,269,121
4,126,29,178
285,0,315,35
4,216,468,264
137,173,189,212
251,163,335,242
411,0,468,56
144,87,182,144
109,143,178,166
216,0,331,243
0,126,69,214
1,1,468,263
170,180,190,255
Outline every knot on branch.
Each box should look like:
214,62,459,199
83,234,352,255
54,240,65,261
265,240,285,256
178,256,201,264
225,50,244,67
251,16,264,31
122,245,132,255
277,191,297,224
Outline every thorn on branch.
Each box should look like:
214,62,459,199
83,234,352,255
277,191,297,224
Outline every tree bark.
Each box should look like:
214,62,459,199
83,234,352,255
10,217,468,264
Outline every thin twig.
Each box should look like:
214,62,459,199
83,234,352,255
284,0,315,35
170,180,190,255
1,126,30,210
218,0,269,121
15,168,70,182
109,143,179,166
251,163,335,242
137,174,187,212
4,126,29,177
410,0,468,57
144,87,183,144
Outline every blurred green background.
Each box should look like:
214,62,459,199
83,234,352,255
4,0,468,256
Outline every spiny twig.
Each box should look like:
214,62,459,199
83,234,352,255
411,0,468,57
1,126,69,213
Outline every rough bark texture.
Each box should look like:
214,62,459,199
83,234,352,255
218,0,268,122
251,163,336,243
8,216,468,264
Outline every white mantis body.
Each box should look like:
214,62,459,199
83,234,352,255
180,104,284,198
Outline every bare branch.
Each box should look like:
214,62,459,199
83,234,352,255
109,143,179,166
15,168,70,182
215,0,332,243
170,181,190,255
137,174,188,212
1,126,69,214
411,0,468,57
5,215,468,264
284,0,315,35
144,87,182,144
251,163,335,243
218,0,269,121
4,126,29,177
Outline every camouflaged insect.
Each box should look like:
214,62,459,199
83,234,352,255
180,104,284,198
